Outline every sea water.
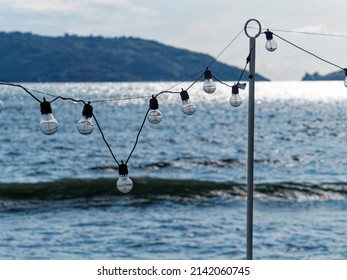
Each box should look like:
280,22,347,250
0,81,346,259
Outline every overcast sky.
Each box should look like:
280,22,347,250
0,0,346,81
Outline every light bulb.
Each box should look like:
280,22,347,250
203,68,216,94
344,69,347,88
0,100,3,113
180,89,196,115
265,30,277,52
230,85,242,107
77,102,94,135
148,95,162,124
40,98,58,135
116,161,133,193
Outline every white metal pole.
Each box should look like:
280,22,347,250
247,36,255,260
243,19,261,260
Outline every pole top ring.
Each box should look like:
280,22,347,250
244,19,262,39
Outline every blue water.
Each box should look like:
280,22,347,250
0,81,347,259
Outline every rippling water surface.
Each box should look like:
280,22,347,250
0,81,346,259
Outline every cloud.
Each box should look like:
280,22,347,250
3,0,160,19
0,0,79,13
295,24,330,35
0,0,163,36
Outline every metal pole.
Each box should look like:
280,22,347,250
247,37,256,260
243,18,261,260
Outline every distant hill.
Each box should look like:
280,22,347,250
0,32,268,82
302,69,345,81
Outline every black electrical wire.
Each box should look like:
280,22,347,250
266,28,347,38
211,75,232,88
125,107,150,164
155,90,181,98
237,42,254,83
164,28,244,92
92,95,153,103
246,26,347,38
50,95,86,104
207,28,244,68
186,72,204,91
272,32,345,71
92,112,120,166
163,69,205,92
0,81,42,103
211,42,254,88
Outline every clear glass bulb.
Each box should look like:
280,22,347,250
182,99,196,115
116,175,133,193
0,100,3,113
76,116,94,135
265,30,277,52
203,79,216,94
148,109,162,124
265,40,277,52
230,93,242,107
40,113,58,135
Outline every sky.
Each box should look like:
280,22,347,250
0,0,346,81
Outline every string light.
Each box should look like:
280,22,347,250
39,97,59,135
180,89,196,115
264,30,277,52
116,161,133,193
76,102,94,135
148,95,162,124
203,67,216,94
229,84,243,107
0,23,347,193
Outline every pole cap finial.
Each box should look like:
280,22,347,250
244,19,262,39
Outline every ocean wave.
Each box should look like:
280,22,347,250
0,178,346,201
90,158,243,171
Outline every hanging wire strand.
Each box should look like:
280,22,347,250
207,28,244,68
247,26,347,38
27,88,61,99
92,95,153,103
0,81,42,103
50,95,86,104
266,28,347,38
92,112,120,166
211,41,255,88
163,69,205,92
126,108,150,164
272,32,345,71
186,72,204,91
164,28,244,92
237,42,254,84
155,90,181,98
211,75,232,88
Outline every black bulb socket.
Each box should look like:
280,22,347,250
265,30,274,40
232,85,239,94
82,102,93,118
118,161,129,176
180,90,190,101
149,96,159,110
204,68,212,79
40,98,52,114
